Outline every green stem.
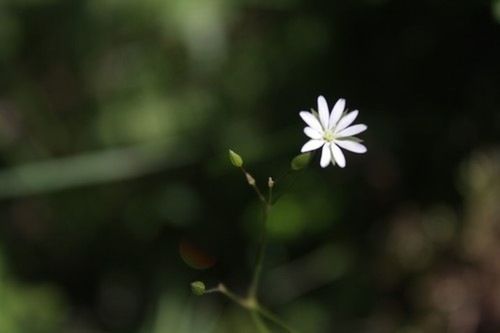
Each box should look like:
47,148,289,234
248,203,270,298
211,284,297,332
210,167,297,332
257,306,297,333
251,310,271,333
268,177,274,204
249,181,267,205
241,167,267,204
218,284,272,332
218,284,248,308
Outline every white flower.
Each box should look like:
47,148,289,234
300,95,367,168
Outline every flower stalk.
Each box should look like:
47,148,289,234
194,97,367,331
243,169,267,204
204,283,297,333
194,154,295,332
248,200,270,299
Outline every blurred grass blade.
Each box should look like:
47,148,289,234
0,140,196,199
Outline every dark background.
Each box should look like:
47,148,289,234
1,0,500,332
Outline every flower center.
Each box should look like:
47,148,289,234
323,129,335,142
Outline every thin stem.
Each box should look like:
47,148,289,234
241,167,267,204
252,185,267,204
204,288,221,294
214,283,295,333
268,178,274,204
251,310,271,333
218,284,248,308
248,203,270,298
217,284,272,332
216,165,296,332
257,305,297,333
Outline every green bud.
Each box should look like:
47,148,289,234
291,152,312,171
191,281,206,296
228,149,243,167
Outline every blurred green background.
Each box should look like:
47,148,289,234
1,0,500,332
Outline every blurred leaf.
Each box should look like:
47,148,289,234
0,141,198,198
0,252,66,333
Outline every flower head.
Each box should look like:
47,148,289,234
300,95,367,168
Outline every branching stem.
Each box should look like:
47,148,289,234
213,283,296,333
201,166,298,332
248,202,270,298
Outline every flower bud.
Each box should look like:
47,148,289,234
191,281,206,296
268,177,275,188
291,152,312,171
228,149,243,168
245,173,256,186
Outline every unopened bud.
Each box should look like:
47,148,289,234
191,281,206,296
228,149,243,168
245,173,256,186
268,177,274,188
291,152,312,171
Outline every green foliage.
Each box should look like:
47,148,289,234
494,0,500,23
0,254,66,333
0,0,499,332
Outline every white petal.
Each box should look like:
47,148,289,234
301,139,324,152
317,95,329,129
336,140,367,154
320,143,332,168
304,127,322,140
335,110,358,132
331,144,346,168
299,111,322,132
329,98,345,128
336,124,367,137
